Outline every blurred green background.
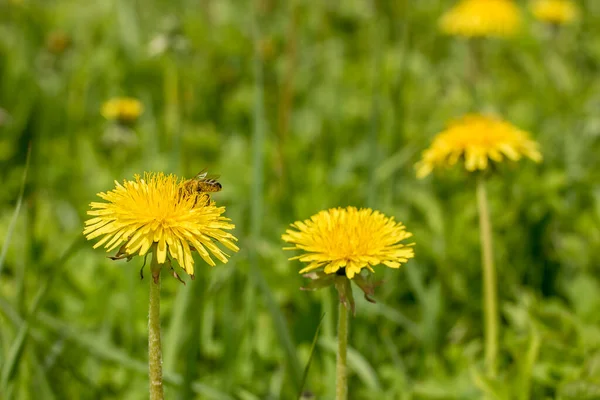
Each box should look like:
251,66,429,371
1,0,600,399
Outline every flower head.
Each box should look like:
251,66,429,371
531,0,578,25
46,31,71,54
439,0,522,38
101,97,143,124
282,207,414,280
416,114,542,178
84,172,238,279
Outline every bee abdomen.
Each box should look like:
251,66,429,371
197,180,222,192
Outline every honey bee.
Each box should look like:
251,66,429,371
182,170,222,205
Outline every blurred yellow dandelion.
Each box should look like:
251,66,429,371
531,0,578,25
101,97,143,124
282,207,414,279
416,114,542,178
440,0,522,38
83,172,239,278
46,31,71,54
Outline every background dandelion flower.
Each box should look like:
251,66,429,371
282,207,414,279
439,0,522,38
416,114,542,178
101,97,144,124
531,0,578,25
83,172,239,278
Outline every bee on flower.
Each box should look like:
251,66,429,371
84,172,238,398
84,172,238,282
180,170,224,207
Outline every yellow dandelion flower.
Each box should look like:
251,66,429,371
531,0,578,25
83,172,239,278
101,97,143,124
439,0,522,38
416,114,542,178
282,207,415,280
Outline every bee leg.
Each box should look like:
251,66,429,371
197,193,210,206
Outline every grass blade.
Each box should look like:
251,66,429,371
0,142,32,277
0,236,83,392
0,322,29,390
297,314,325,400
32,310,236,400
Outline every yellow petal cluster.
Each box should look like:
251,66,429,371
101,97,144,123
84,172,239,278
416,114,542,178
282,207,414,279
531,0,578,25
439,0,522,38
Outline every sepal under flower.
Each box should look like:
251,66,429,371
302,270,384,314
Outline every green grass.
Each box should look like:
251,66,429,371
2,0,600,399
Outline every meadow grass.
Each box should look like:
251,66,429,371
1,1,600,399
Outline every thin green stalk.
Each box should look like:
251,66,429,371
467,38,482,106
336,303,348,400
476,177,498,377
0,143,31,277
275,0,298,189
164,58,181,173
366,2,381,208
149,251,164,400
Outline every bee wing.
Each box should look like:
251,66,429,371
194,169,208,179
193,169,220,180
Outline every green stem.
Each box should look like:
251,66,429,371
149,252,164,400
467,38,482,106
336,303,348,400
164,58,181,172
476,177,498,377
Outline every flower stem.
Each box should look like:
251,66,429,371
467,38,482,104
476,177,498,377
336,302,348,400
149,252,164,400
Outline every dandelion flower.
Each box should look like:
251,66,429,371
46,31,71,54
101,97,143,124
440,0,522,38
282,207,414,280
83,172,239,279
531,0,578,25
416,114,542,178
